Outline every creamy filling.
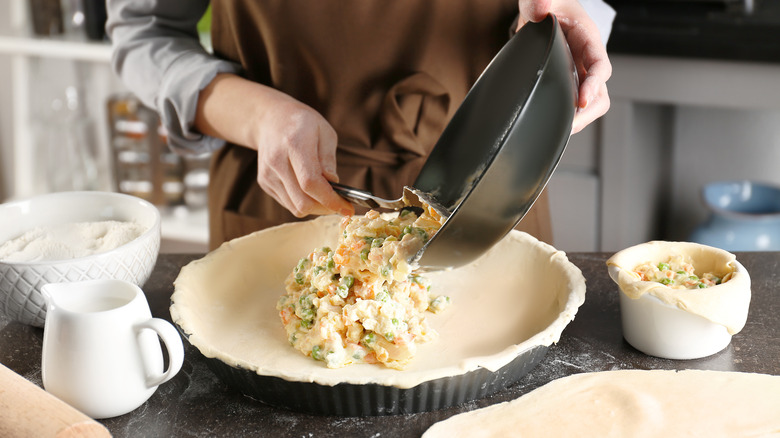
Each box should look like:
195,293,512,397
276,207,450,369
633,255,733,290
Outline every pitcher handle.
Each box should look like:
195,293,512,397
137,318,185,388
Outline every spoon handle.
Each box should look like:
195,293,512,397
329,182,405,210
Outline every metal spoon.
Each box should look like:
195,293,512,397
329,182,443,218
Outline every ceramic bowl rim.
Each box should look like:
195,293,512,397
0,191,161,266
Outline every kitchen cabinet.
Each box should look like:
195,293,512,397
547,52,780,253
547,122,601,252
0,0,208,253
599,54,780,251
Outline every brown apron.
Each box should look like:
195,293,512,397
207,0,552,249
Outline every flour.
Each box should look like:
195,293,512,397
0,221,146,263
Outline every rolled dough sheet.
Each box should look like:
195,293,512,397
424,370,780,437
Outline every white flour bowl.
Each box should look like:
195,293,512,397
0,191,160,327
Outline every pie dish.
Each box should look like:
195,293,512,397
607,241,751,360
170,215,586,415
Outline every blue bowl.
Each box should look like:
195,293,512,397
691,180,780,251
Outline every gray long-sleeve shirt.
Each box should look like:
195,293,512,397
106,0,240,155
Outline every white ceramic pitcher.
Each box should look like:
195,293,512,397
41,279,184,419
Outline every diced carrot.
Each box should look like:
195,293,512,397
280,307,293,325
363,352,378,364
351,240,366,252
354,282,372,299
334,245,350,266
393,335,406,346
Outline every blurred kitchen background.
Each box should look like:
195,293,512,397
1,0,779,253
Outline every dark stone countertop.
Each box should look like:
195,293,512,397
1,252,778,437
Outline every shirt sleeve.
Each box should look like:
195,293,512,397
106,0,241,155
578,0,617,46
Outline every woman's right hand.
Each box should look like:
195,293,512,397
195,73,354,217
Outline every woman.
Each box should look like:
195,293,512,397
107,0,613,249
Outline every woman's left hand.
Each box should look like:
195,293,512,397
517,0,612,134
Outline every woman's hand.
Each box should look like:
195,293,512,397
517,0,612,134
195,73,354,217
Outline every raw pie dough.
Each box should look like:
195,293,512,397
607,241,751,334
423,370,780,437
170,215,586,389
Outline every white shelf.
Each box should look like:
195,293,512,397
0,0,210,249
158,206,209,247
0,34,111,63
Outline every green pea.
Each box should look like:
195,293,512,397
381,265,393,277
299,308,314,322
375,290,389,302
361,332,376,347
311,345,323,361
658,262,670,271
